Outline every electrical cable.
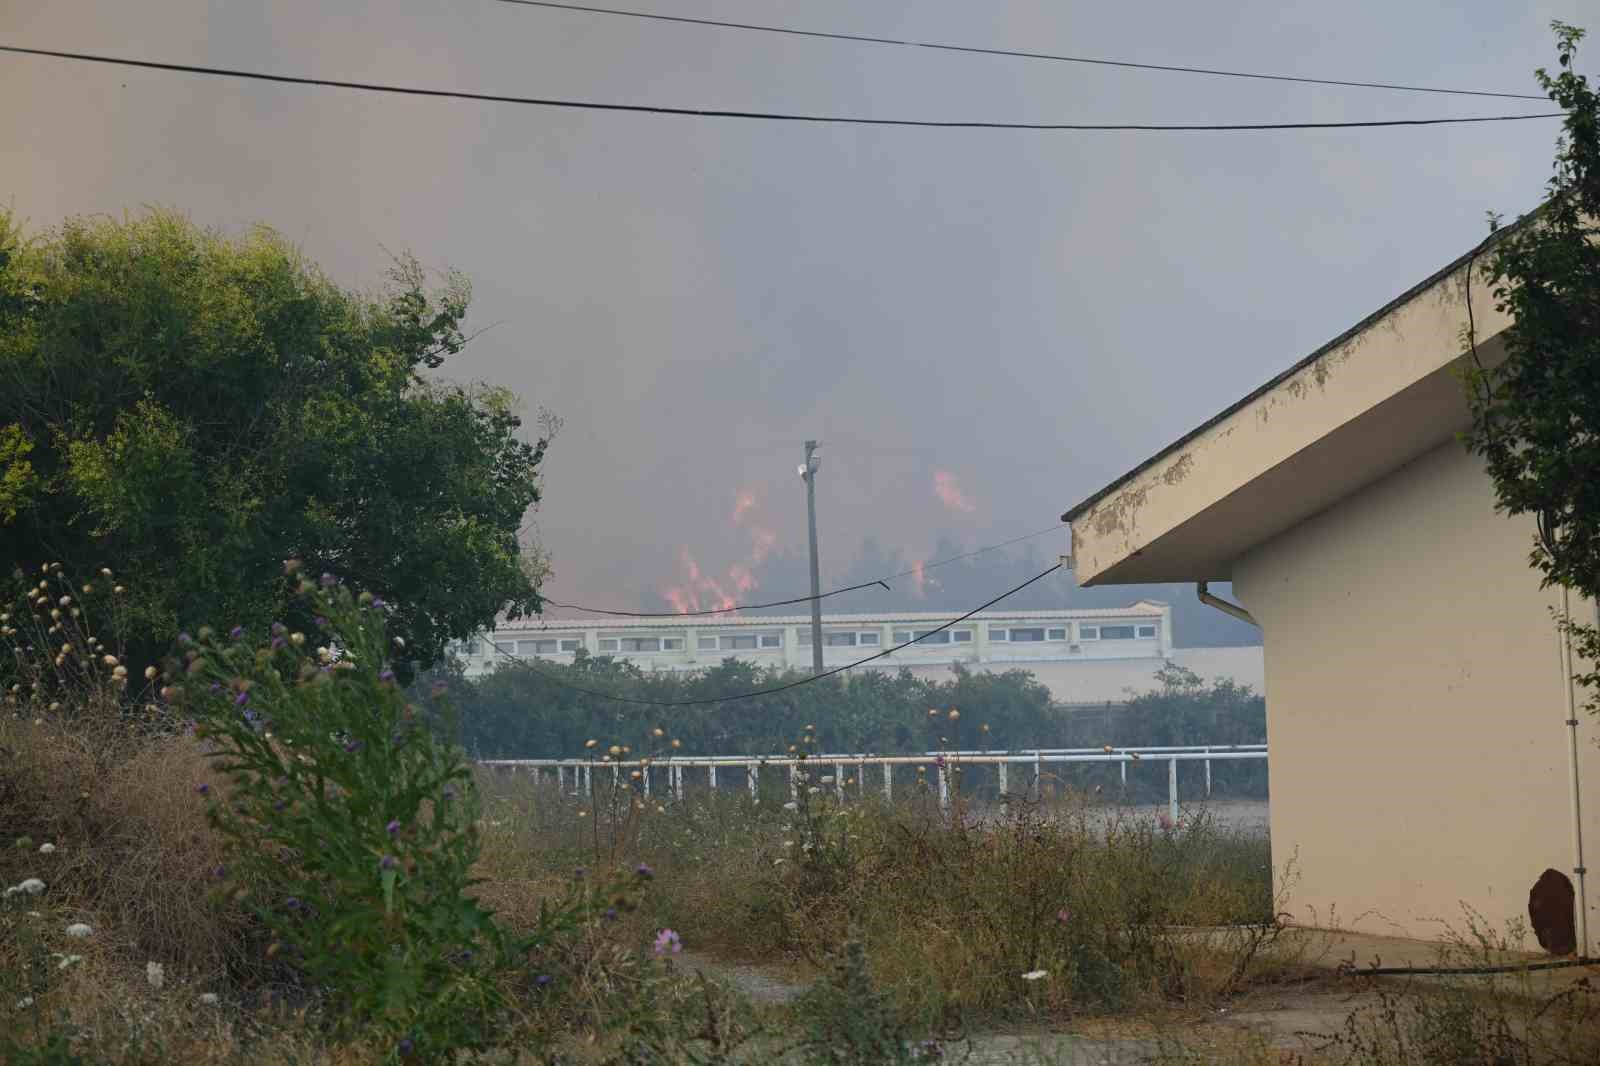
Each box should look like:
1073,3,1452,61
486,562,1061,706
542,521,1065,617
494,0,1549,102
0,44,1562,131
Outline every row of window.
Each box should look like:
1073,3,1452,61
476,622,1158,658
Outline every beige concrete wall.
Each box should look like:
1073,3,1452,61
1233,439,1600,948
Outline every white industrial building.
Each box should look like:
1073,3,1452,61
450,601,1263,705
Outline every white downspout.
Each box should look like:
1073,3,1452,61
1560,587,1590,956
1197,580,1259,628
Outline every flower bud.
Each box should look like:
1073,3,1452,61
102,655,118,667
144,666,158,680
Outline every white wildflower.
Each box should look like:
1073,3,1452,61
15,996,33,1009
198,993,219,1005
782,801,798,812
38,843,55,854
57,953,82,970
3,886,19,899
19,878,45,895
807,786,821,795
820,776,835,785
146,961,165,989
65,922,93,938
1021,970,1048,981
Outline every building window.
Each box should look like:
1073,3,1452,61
720,634,758,651
698,635,718,651
560,638,581,652
1047,628,1067,641
824,632,856,647
619,637,660,652
522,639,559,655
859,631,881,646
1008,627,1045,642
759,633,782,648
494,641,514,655
661,637,684,651
1136,625,1157,638
598,638,620,652
1079,626,1099,640
1100,625,1136,640
465,640,480,656
989,627,1008,641
796,630,811,646
952,630,971,643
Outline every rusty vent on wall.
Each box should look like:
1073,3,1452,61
1528,868,1577,956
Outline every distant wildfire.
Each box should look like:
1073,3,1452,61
661,490,780,614
933,469,977,513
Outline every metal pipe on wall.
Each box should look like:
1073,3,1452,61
1562,587,1591,956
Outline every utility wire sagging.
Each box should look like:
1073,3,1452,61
0,45,1563,131
495,0,1548,102
487,564,1063,706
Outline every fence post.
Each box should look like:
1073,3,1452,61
938,764,950,812
1034,750,1042,799
1168,758,1179,827
836,761,846,800
788,764,797,802
858,757,866,803
674,764,684,802
1120,756,1127,791
998,759,1008,799
748,763,758,801
884,762,893,802
1204,747,1212,798
709,763,718,791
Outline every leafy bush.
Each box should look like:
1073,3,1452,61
175,565,622,1061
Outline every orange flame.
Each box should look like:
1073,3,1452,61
911,559,927,599
933,470,976,513
660,490,781,613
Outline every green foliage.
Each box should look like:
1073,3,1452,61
452,657,1266,802
0,209,550,679
1461,24,1599,592
177,571,609,1062
795,940,936,1065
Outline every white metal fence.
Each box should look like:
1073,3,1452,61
480,744,1268,825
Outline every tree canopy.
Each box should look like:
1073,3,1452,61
1463,23,1600,599
0,210,549,674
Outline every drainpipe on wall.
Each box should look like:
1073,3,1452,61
1197,581,1259,628
1561,587,1591,957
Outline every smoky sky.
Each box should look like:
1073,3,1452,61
1,0,1581,635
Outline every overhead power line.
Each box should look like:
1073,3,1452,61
488,562,1063,706
543,522,1066,618
495,0,1548,102
0,45,1561,131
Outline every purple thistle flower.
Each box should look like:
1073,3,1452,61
228,625,244,640
379,669,395,683
271,622,286,636
635,863,654,880
398,1038,413,1055
442,786,455,800
209,682,221,692
344,740,363,754
286,897,300,910
319,573,337,588
380,855,398,870
535,974,552,987
371,597,386,609
604,907,618,922
573,867,587,880
653,928,682,956
935,755,946,768
271,637,286,650
386,819,401,835
313,616,329,628
194,783,209,795
178,632,192,645
234,690,249,706
1056,908,1071,924
212,865,227,880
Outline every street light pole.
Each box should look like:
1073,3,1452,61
801,441,824,674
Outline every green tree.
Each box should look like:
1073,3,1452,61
0,210,549,677
1460,23,1600,711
